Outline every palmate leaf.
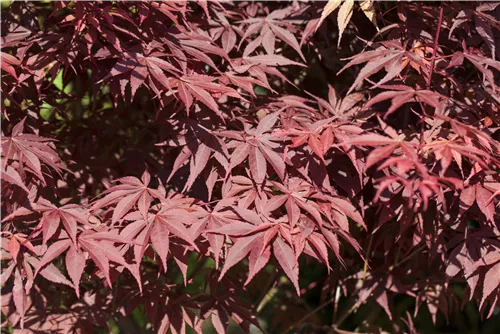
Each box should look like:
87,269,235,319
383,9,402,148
206,206,283,278
99,51,181,102
425,137,492,175
209,11,242,53
13,269,26,328
207,185,364,294
315,0,377,46
65,246,86,298
308,84,364,120
166,74,244,117
240,7,306,61
191,199,238,267
221,112,286,184
448,3,498,60
32,198,88,245
337,41,427,94
1,52,20,80
24,239,75,299
162,120,229,192
1,166,29,193
34,228,140,296
459,183,496,222
269,177,325,228
87,229,142,288
363,85,446,118
91,169,164,222
1,118,68,182
119,195,203,282
337,129,418,171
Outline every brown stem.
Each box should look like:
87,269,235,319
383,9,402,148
332,298,360,331
362,234,374,283
416,97,428,154
389,243,427,271
427,6,444,89
332,242,427,332
286,296,336,332
256,269,279,312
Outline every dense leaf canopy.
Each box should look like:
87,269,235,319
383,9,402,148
1,1,500,333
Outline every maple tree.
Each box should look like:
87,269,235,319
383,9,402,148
1,1,500,333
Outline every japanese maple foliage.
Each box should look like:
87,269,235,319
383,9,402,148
1,1,500,333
